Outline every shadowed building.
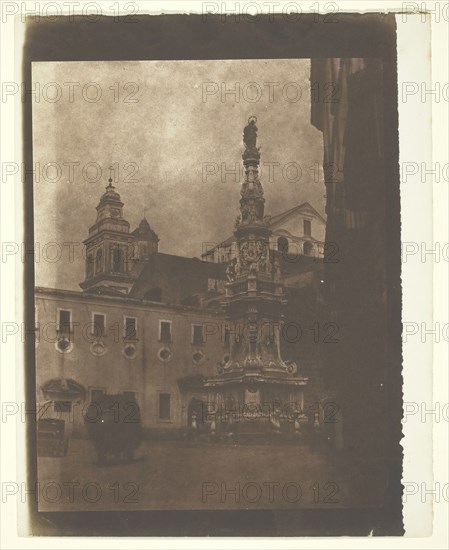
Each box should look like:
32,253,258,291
311,57,399,457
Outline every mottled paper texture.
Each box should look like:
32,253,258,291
20,11,411,537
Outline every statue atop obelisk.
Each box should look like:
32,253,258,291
204,117,308,435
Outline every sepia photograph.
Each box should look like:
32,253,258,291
33,58,340,512
31,46,402,524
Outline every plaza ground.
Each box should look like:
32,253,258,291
36,438,388,512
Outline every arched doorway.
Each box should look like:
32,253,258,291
187,397,206,430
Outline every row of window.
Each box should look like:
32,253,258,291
56,309,207,344
54,391,172,421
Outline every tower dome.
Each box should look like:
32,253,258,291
80,177,135,295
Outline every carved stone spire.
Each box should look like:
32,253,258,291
237,116,266,227
203,118,308,434
218,118,298,376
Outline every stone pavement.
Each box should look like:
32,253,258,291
36,438,385,512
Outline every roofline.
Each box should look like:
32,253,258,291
269,202,327,226
79,273,134,288
83,227,134,245
35,286,225,316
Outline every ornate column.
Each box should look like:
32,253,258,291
206,118,307,424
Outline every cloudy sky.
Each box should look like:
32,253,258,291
32,59,325,290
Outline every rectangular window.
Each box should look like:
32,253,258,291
95,247,103,274
159,320,172,343
90,388,105,403
53,401,72,413
86,250,95,278
192,324,204,345
304,219,311,236
112,246,125,273
124,316,137,340
159,393,170,420
92,313,105,336
58,309,72,333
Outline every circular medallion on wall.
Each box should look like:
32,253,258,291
122,344,137,359
55,338,73,354
192,350,205,365
90,341,107,357
158,347,172,362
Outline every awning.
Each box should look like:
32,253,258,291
41,378,86,400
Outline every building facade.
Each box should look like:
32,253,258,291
35,286,229,433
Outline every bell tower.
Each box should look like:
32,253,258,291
80,177,135,295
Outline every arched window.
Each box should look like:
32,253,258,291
95,248,103,274
277,236,289,253
111,246,125,273
86,253,94,278
303,241,313,256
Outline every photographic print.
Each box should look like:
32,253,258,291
11,5,426,539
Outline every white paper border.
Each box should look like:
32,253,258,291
1,1,447,548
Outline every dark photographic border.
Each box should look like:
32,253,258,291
24,12,402,536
